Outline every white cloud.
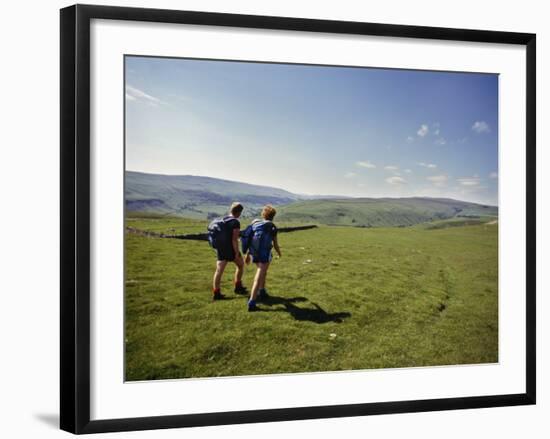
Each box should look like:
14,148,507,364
417,124,429,137
126,84,165,106
489,172,498,179
434,137,446,145
404,169,412,174
432,122,440,136
454,184,487,195
384,165,399,171
406,136,415,143
417,162,437,169
427,175,448,187
457,177,481,186
386,176,406,185
344,172,357,178
356,160,376,169
472,121,491,134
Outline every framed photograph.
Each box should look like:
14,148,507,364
60,4,536,434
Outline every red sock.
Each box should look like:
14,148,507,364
213,288,220,295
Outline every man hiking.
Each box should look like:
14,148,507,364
241,205,282,312
208,202,248,300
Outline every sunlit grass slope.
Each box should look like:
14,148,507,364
125,217,498,380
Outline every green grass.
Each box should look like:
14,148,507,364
418,217,493,230
125,217,498,380
126,215,208,235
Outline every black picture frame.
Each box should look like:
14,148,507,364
60,4,536,434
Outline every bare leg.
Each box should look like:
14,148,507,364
234,257,244,284
259,262,270,290
213,260,228,291
250,263,269,301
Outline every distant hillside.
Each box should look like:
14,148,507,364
276,197,497,228
126,171,300,219
125,171,497,227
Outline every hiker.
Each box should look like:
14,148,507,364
207,202,248,300
241,205,282,312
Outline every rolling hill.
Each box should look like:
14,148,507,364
277,197,497,228
125,171,497,226
126,171,301,219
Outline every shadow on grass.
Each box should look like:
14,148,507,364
260,295,351,324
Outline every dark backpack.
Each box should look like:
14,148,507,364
240,224,254,254
207,216,234,249
249,220,274,255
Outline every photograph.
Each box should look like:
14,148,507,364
124,55,499,381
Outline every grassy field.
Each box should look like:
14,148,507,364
125,216,498,381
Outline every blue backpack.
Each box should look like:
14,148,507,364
207,216,234,249
241,220,273,255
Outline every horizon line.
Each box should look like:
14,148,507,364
126,169,498,208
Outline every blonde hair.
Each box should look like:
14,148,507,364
230,202,244,216
261,205,277,221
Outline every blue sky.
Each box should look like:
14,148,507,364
125,56,498,205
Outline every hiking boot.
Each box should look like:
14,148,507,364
234,285,248,295
257,289,269,302
212,292,226,301
248,299,259,312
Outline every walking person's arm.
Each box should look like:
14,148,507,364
273,235,282,258
232,228,242,262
